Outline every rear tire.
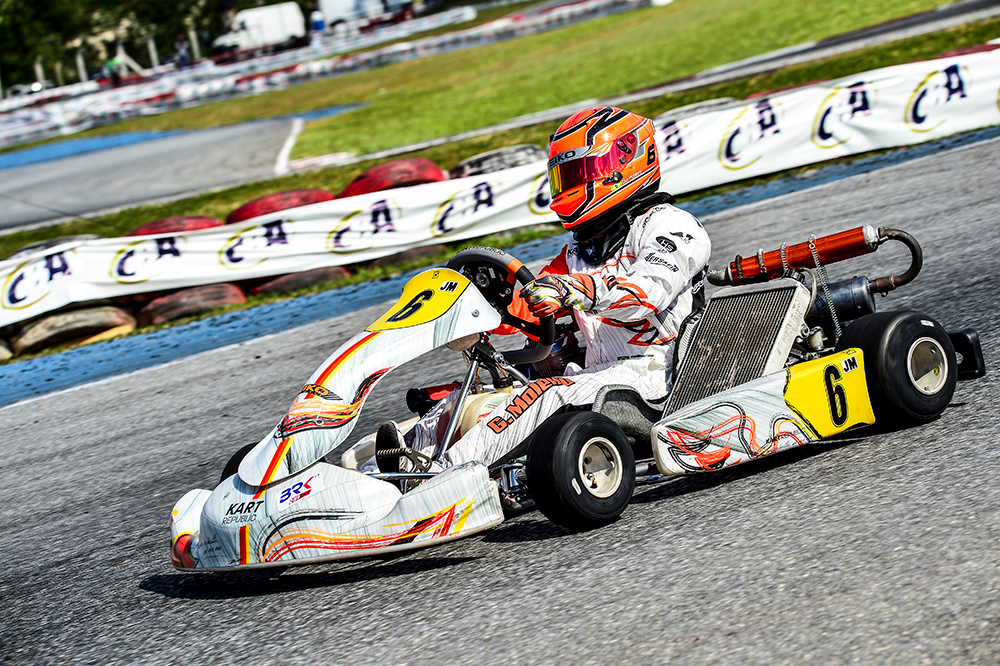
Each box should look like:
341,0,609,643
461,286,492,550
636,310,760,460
835,311,957,426
525,411,635,530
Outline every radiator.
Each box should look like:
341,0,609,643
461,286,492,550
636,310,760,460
664,278,811,414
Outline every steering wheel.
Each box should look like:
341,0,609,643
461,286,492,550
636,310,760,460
446,246,555,365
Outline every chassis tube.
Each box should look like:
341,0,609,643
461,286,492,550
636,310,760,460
435,357,480,462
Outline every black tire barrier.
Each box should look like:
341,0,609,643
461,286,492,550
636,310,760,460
249,266,351,297
125,215,224,237
6,235,102,261
11,306,137,355
448,144,546,179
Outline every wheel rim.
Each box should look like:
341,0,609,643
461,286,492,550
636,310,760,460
577,437,623,499
907,336,949,395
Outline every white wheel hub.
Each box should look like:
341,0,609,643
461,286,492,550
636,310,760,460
908,336,948,395
578,437,622,498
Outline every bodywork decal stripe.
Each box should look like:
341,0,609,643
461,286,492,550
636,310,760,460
311,331,382,392
259,436,295,487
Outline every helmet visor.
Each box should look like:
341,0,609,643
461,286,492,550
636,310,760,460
548,133,638,198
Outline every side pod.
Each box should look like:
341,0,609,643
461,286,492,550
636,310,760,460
652,349,875,475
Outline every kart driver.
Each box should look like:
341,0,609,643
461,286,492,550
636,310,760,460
374,106,712,474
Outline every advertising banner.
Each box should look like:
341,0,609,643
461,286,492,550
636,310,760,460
0,163,554,328
0,49,997,329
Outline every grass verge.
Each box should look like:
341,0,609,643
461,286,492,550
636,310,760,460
1,0,946,157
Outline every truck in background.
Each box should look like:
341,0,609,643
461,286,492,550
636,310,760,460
212,2,308,58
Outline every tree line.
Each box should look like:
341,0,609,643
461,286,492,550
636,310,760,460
0,0,311,90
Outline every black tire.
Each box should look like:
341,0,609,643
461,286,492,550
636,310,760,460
11,305,136,355
221,442,257,484
525,411,635,530
835,311,957,426
448,144,547,179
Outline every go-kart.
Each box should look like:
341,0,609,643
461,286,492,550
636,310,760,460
170,226,985,571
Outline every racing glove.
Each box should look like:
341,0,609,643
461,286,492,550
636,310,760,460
520,273,597,317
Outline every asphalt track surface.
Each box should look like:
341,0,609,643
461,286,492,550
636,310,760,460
0,119,294,230
1,138,998,664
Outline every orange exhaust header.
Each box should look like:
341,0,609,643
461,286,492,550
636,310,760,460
720,225,880,285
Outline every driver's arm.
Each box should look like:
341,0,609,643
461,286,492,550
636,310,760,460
587,207,710,323
492,247,570,337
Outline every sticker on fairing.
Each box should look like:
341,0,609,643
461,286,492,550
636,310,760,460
278,472,324,511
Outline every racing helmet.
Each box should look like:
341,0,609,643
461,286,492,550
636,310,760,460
547,106,660,233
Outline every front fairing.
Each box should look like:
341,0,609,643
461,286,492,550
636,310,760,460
170,460,504,570
239,267,501,487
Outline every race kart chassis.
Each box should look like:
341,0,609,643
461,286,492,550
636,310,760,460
170,225,985,571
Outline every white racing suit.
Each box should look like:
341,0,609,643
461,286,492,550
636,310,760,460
396,201,710,469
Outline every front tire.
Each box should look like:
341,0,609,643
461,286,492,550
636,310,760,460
835,311,957,426
525,411,635,530
220,442,257,484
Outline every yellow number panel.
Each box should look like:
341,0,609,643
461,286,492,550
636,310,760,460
367,268,470,331
784,349,875,438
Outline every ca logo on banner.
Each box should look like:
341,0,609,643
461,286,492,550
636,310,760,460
656,120,687,164
2,251,72,310
327,199,401,253
528,175,551,216
718,99,782,170
432,182,495,237
110,237,184,284
812,81,876,149
905,63,969,133
219,220,292,270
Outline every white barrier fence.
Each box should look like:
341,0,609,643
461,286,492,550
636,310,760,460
0,49,997,330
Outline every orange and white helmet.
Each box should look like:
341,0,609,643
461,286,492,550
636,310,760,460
548,106,660,233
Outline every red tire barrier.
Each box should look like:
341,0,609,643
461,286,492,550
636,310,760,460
138,283,246,327
125,215,224,237
249,266,351,297
335,158,447,199
11,306,136,355
938,44,1000,58
227,189,335,224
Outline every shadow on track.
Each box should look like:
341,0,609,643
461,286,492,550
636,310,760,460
140,554,479,599
631,437,865,505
